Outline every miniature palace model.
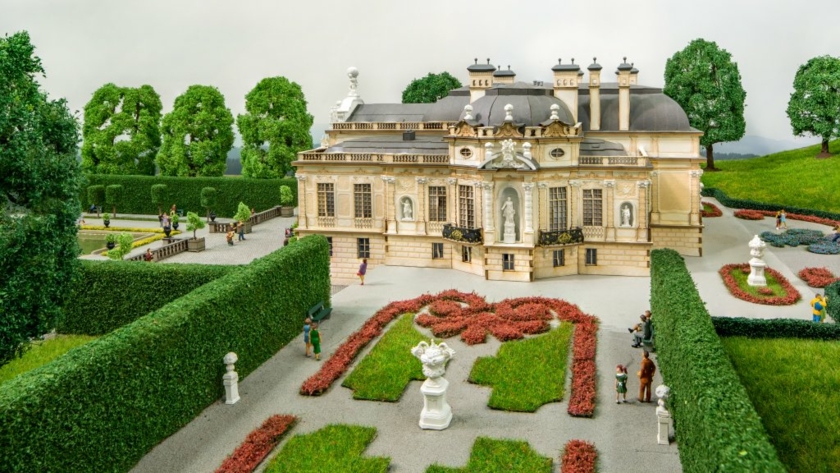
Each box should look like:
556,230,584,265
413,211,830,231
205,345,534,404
294,58,704,282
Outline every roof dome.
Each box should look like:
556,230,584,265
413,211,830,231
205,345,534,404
463,85,575,126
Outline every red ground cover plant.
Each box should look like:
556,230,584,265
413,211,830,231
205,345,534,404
734,209,765,220
215,415,296,473
560,439,598,473
753,210,840,228
798,267,840,288
701,202,723,217
299,291,600,417
719,263,801,305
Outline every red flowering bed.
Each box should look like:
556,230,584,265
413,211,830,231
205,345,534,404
734,209,765,220
719,263,801,305
752,210,840,228
560,440,598,473
701,202,723,217
215,415,296,473
798,267,840,288
299,291,600,417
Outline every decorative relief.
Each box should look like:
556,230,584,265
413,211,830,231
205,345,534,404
537,182,548,189
447,178,458,185
453,123,478,137
296,175,307,181
381,176,395,184
522,182,534,192
569,180,582,187
689,170,703,178
494,121,523,138
638,180,651,188
416,177,428,184
397,178,414,191
602,180,616,188
618,183,634,196
542,121,581,138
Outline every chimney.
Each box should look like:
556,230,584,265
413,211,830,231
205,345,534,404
552,58,581,122
468,58,495,102
493,65,516,85
616,57,633,131
629,63,639,85
588,58,602,131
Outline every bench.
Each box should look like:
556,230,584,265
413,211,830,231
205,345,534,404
642,325,655,352
308,301,332,322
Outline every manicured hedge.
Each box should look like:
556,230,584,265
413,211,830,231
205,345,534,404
827,280,840,322
702,187,840,221
58,260,236,335
712,317,840,340
0,236,330,473
650,249,785,473
81,174,298,217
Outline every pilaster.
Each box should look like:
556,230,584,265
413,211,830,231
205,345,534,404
603,180,615,241
296,175,307,229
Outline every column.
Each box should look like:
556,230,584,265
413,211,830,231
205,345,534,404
537,182,548,231
482,182,495,245
637,180,651,241
382,176,396,234
296,175,307,229
649,171,660,224
447,178,458,225
603,180,615,242
569,180,582,227
416,177,427,234
689,170,702,225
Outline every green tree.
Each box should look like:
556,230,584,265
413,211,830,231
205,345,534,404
664,39,747,170
81,83,162,175
0,31,83,365
237,77,313,178
107,233,134,260
786,55,840,157
157,85,234,177
401,72,462,104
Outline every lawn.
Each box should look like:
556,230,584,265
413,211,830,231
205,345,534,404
0,335,97,385
721,336,840,472
426,437,552,473
263,424,389,473
342,313,435,401
701,139,840,214
469,323,574,412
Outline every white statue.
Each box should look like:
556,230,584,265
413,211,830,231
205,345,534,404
501,197,515,226
747,235,767,286
402,198,413,220
411,340,455,430
501,196,517,244
621,204,632,227
655,385,671,445
347,67,359,97
501,139,516,166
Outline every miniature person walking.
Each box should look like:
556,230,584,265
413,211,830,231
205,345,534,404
780,209,788,229
357,258,368,285
226,227,235,246
638,350,656,402
237,221,246,241
775,210,782,230
615,364,628,404
310,322,321,361
303,318,312,357
811,293,827,323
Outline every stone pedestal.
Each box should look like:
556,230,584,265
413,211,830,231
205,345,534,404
419,377,452,430
747,235,767,287
655,384,671,445
503,222,516,243
223,352,240,405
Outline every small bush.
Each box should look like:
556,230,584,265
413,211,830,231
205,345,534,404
798,267,839,288
215,415,296,473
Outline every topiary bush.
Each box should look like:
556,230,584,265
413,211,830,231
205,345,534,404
201,186,217,220
151,184,168,215
650,249,785,473
105,184,123,216
87,185,105,214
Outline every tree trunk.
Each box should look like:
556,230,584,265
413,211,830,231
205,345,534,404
822,139,829,155
706,145,716,170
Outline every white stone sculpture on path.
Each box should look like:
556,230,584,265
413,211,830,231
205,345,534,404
411,340,455,430
501,197,516,243
223,352,240,405
402,198,413,220
655,385,671,445
747,235,767,286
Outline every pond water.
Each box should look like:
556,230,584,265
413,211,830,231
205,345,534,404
77,231,152,255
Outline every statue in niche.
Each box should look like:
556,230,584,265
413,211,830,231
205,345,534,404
402,198,413,220
501,197,516,226
501,196,517,244
621,203,633,227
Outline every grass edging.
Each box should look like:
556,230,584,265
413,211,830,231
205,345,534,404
426,437,552,472
263,424,389,473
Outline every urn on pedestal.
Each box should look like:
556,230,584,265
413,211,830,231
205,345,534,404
411,340,455,430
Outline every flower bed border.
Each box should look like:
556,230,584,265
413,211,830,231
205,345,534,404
299,291,600,417
798,267,840,288
719,263,801,305
734,209,764,220
215,415,297,473
560,440,598,473
701,202,723,217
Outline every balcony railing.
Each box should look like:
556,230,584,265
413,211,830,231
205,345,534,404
578,156,648,167
538,227,585,247
317,216,336,227
442,223,483,245
331,122,454,131
298,152,449,164
354,218,373,229
427,221,444,235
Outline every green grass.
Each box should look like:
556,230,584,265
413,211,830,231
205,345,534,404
721,337,840,473
469,323,573,412
426,437,553,472
702,139,840,214
264,424,389,473
728,266,789,298
342,313,434,401
0,335,97,385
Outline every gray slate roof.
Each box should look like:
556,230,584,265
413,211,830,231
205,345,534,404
325,135,448,154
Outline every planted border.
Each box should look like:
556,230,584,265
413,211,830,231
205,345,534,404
651,249,785,473
733,209,764,220
798,267,839,288
701,187,840,222
718,263,800,305
711,317,840,340
560,440,598,473
701,201,722,217
216,415,297,473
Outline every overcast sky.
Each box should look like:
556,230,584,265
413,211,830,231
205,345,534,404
3,0,838,143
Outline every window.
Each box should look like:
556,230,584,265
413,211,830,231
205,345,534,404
354,184,372,218
459,185,475,228
462,246,472,263
585,248,597,265
582,189,603,226
357,238,370,259
429,186,447,222
459,147,473,158
327,237,333,257
549,148,565,158
503,253,515,271
317,183,335,217
553,249,565,267
549,187,567,231
432,243,444,259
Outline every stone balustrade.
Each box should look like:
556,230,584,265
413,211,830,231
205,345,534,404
209,206,283,233
331,122,453,131
127,237,189,262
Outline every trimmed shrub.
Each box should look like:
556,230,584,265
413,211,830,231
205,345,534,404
150,184,168,215
58,260,235,335
650,249,785,473
702,187,840,221
105,184,123,215
701,202,722,217
82,175,297,217
0,236,331,473
711,317,840,340
827,280,840,322
87,185,105,212
201,187,218,219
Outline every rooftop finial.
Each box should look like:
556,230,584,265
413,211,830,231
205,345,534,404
507,65,510,70
571,58,575,64
593,57,597,63
623,56,627,63
474,58,478,64
558,58,562,64
497,65,501,71
486,58,491,64
504,103,514,122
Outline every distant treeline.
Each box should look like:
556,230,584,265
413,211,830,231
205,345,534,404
700,150,758,160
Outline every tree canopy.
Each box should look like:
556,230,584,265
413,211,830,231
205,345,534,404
237,77,313,178
401,72,462,104
0,31,83,365
786,55,840,157
81,83,162,175
156,85,234,177
664,39,747,170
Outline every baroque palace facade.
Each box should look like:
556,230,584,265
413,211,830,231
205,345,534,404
294,58,703,282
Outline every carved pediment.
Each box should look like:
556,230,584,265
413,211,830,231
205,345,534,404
452,121,478,137
494,121,523,138
542,120,582,138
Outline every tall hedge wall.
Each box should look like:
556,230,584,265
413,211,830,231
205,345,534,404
712,316,840,339
58,260,236,335
650,249,786,473
81,174,298,217
702,186,840,221
0,236,330,473
826,280,840,323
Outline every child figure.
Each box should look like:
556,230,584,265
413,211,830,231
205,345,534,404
775,210,782,230
615,364,628,404
357,258,368,285
303,318,312,357
226,228,235,246
310,322,321,361
780,210,788,229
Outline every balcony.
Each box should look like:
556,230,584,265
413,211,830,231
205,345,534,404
442,224,483,245
538,227,585,247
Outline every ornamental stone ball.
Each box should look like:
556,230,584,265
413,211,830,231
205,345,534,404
347,66,359,78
